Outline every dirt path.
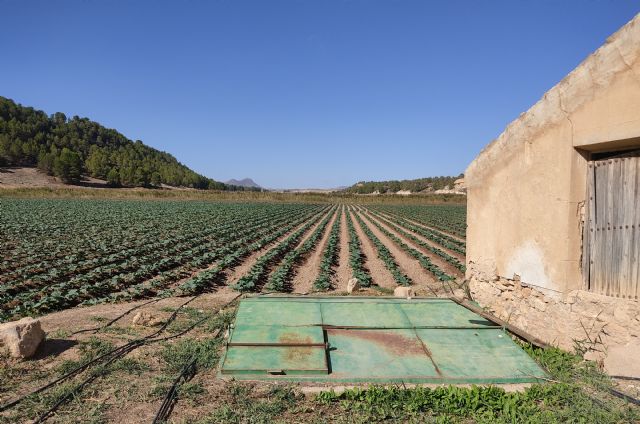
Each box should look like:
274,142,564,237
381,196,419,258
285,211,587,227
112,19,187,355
354,210,443,296
377,211,467,243
362,208,464,282
374,210,466,262
348,207,396,290
334,207,351,292
39,287,239,337
292,208,339,293
224,209,327,287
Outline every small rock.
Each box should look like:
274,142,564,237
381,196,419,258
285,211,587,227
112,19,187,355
530,298,547,312
0,317,45,359
394,286,414,299
132,311,163,327
346,278,360,294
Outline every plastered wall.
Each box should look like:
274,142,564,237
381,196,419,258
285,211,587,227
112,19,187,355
465,14,640,294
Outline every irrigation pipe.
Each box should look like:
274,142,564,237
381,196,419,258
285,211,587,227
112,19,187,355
0,293,239,415
152,328,223,424
71,298,161,335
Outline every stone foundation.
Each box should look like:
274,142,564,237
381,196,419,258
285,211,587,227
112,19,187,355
468,273,640,377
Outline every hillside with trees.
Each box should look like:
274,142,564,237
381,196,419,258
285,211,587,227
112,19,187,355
0,96,255,190
344,175,463,194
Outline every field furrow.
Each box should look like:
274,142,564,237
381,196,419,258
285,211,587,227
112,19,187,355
292,207,340,293
334,206,352,292
347,207,395,289
231,207,331,292
264,207,336,292
223,207,328,290
354,209,450,296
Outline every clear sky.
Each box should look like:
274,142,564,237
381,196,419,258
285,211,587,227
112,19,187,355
1,1,638,188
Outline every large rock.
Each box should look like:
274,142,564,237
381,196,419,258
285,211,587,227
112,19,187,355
0,317,45,359
346,278,360,294
394,286,414,299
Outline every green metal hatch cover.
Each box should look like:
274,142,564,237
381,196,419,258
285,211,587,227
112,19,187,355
219,296,548,384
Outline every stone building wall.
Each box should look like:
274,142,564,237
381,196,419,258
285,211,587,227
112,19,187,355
464,14,640,376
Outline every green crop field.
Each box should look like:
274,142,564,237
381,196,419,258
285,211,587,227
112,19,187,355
0,198,467,321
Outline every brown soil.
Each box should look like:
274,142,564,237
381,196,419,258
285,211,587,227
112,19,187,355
292,209,339,293
334,207,352,292
363,208,464,282
0,167,109,189
224,209,327,287
354,210,442,297
38,287,239,338
348,207,396,289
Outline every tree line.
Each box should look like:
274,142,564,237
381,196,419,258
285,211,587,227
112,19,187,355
344,175,463,194
0,96,258,190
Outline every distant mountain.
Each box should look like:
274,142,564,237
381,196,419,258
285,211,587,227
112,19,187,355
0,96,258,190
343,175,464,195
226,178,262,189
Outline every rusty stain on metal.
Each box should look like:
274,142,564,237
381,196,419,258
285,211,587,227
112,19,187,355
329,328,424,356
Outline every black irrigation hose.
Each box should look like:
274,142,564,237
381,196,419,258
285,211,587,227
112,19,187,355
151,325,225,424
0,295,199,413
152,358,197,424
33,342,142,423
608,388,640,406
610,375,640,382
0,340,139,412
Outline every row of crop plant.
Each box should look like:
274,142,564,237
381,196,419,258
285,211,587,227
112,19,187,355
352,209,412,287
233,207,331,292
1,201,324,320
358,209,456,295
366,209,466,273
265,206,337,292
345,208,373,287
374,211,465,255
371,204,467,239
313,207,343,290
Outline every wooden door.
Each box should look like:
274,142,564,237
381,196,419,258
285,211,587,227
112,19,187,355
584,155,639,299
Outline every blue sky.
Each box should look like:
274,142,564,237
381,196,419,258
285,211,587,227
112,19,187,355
1,1,638,188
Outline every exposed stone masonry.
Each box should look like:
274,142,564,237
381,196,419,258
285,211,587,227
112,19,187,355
468,270,640,377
